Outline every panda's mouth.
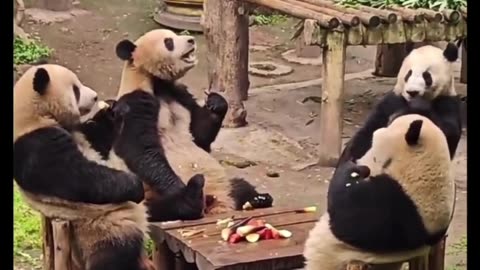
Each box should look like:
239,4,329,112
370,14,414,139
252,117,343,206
181,48,196,64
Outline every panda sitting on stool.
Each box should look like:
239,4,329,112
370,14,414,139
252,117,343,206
338,43,462,166
101,29,273,221
13,64,153,270
304,110,455,270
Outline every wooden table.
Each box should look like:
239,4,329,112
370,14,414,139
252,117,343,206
149,207,320,270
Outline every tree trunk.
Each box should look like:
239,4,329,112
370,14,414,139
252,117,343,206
32,0,73,11
204,0,249,127
373,44,409,77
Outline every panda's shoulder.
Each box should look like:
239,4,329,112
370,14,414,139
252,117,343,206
15,126,71,149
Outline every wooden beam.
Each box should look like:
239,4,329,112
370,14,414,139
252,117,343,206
246,0,340,29
318,30,346,167
152,242,176,270
428,237,446,270
409,255,428,270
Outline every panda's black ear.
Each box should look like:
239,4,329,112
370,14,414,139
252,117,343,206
443,43,459,62
33,68,50,95
116,40,136,61
405,120,423,146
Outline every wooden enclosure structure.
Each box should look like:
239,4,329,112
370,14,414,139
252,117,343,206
203,0,467,166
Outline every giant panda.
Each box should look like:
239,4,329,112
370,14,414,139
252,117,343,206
337,43,462,166
303,113,455,270
105,29,273,221
71,97,208,222
13,64,158,270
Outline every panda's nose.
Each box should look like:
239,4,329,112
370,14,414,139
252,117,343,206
187,38,195,45
407,91,419,97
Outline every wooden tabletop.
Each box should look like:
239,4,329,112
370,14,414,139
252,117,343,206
149,207,321,270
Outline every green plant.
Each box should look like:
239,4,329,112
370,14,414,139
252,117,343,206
252,14,288,26
14,37,52,65
334,0,466,10
14,184,42,266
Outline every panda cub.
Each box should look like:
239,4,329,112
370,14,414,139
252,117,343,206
338,43,462,166
304,113,455,270
13,64,151,270
110,29,273,221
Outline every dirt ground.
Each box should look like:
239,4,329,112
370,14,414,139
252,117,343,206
19,0,467,269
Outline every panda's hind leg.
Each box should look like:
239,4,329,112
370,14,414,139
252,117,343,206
229,178,274,210
86,233,146,270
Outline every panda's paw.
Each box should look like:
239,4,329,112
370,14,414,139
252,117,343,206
178,174,206,220
205,92,228,116
248,193,274,209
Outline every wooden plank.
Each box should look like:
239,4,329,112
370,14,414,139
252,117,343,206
152,241,176,270
318,30,346,166
153,207,309,231
195,222,314,269
409,255,428,270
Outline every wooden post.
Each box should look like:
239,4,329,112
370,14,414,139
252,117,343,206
204,0,249,127
318,31,346,167
52,220,73,270
152,242,175,270
32,0,73,11
460,43,467,84
373,44,409,77
42,216,54,270
409,255,428,270
428,237,446,270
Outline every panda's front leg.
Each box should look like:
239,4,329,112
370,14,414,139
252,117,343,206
204,92,228,120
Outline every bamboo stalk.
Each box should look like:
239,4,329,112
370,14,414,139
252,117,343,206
442,9,460,23
355,5,398,24
389,6,424,23
246,0,340,28
416,8,443,23
299,0,380,27
285,0,360,26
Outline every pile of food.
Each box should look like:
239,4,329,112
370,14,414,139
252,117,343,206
217,206,317,244
219,217,292,244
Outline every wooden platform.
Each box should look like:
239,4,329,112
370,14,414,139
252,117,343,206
149,207,321,270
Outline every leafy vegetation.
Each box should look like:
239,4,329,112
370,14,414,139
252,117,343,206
14,37,52,66
334,0,466,10
14,184,42,268
252,14,288,26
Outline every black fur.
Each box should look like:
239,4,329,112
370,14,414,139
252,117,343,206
328,161,447,252
152,78,228,153
229,178,274,210
337,91,462,166
113,91,187,193
77,101,117,160
14,127,144,204
145,174,206,222
112,90,206,221
405,120,423,146
443,42,459,62
116,40,137,61
32,68,50,95
87,230,146,270
422,71,433,87
164,38,174,51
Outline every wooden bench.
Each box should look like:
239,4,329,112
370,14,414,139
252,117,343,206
148,207,447,270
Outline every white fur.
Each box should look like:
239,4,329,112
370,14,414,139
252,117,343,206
78,85,98,113
393,45,456,101
304,114,455,270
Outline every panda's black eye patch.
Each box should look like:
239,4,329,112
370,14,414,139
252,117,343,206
404,69,412,82
422,71,432,87
73,85,80,102
164,38,174,51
